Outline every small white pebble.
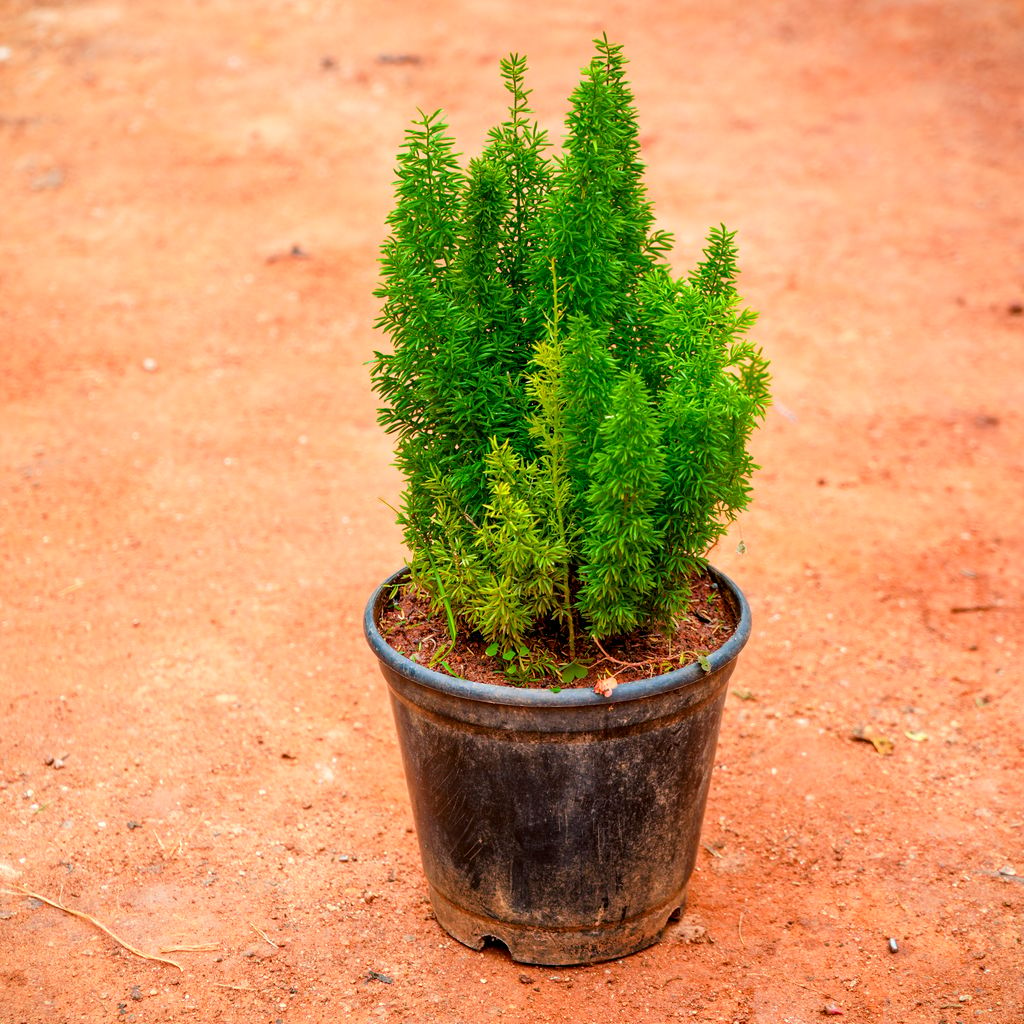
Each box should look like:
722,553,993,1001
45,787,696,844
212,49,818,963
142,358,158,372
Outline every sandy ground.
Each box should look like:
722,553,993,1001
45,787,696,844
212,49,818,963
1,1,1022,1021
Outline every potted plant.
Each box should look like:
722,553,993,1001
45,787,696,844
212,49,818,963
364,36,770,965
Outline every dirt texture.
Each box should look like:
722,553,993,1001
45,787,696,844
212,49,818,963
1,2,1022,1022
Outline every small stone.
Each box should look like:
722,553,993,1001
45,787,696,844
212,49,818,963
677,921,710,944
30,168,64,191
142,358,159,373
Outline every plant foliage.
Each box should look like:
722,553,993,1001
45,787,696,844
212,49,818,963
372,37,771,666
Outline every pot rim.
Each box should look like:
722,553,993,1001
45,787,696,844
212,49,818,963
364,565,751,708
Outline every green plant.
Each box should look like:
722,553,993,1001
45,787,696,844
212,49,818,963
372,37,770,670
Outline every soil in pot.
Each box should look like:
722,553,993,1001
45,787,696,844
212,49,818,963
376,568,739,691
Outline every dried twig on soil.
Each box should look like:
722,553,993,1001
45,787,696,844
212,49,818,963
154,832,185,860
592,636,654,669
2,883,183,971
593,632,721,676
160,942,219,953
250,922,280,948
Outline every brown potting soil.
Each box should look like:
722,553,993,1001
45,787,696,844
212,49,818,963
377,571,738,689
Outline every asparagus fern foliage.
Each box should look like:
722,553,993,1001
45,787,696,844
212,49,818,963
372,38,770,672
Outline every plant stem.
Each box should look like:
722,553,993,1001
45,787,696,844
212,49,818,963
546,262,576,659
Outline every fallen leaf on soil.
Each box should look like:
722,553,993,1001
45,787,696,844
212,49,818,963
994,866,1023,884
851,725,894,755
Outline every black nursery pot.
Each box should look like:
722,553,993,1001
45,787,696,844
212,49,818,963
364,567,751,966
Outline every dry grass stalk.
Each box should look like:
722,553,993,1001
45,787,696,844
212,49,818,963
249,922,280,948
2,883,183,971
154,832,185,860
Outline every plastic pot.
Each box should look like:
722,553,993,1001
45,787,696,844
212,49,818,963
363,567,751,966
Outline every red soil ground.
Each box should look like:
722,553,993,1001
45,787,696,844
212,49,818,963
1,1,1022,1022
